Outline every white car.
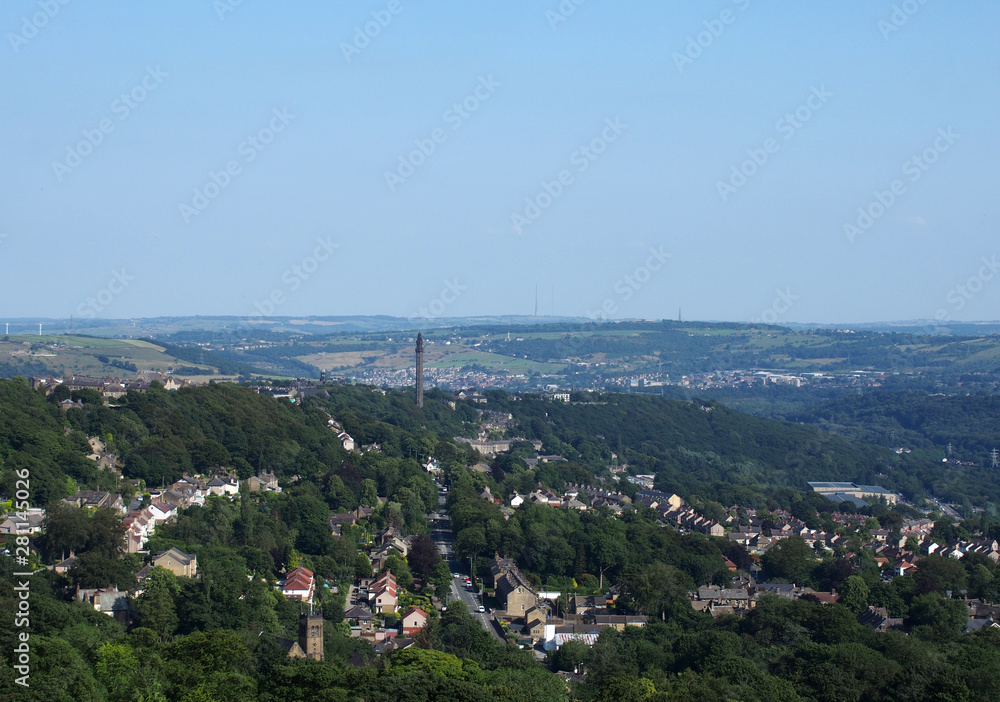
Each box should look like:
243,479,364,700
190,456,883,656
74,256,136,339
478,605,485,613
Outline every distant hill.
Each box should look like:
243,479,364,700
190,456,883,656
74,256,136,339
0,314,591,338
0,335,222,381
6,318,1000,386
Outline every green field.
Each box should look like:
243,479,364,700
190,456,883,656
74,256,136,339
429,351,567,373
0,335,217,379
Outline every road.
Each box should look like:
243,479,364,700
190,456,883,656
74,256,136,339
933,499,962,521
431,487,503,640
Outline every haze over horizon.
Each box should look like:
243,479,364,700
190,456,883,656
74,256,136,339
2,2,998,325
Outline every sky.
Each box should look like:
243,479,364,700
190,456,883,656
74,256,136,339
1,1,998,326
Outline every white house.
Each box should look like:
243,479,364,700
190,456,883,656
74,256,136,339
338,432,355,451
206,477,239,497
147,501,177,524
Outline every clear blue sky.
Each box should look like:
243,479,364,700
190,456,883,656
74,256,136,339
1,1,997,325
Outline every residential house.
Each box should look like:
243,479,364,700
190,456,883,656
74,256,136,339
330,512,358,536
0,509,45,535
248,471,280,493
152,547,198,578
857,606,904,632
338,432,355,451
571,595,611,616
134,563,154,582
54,554,78,575
282,567,316,603
692,585,753,614
371,540,410,572
122,510,155,552
76,587,132,625
635,490,683,510
401,607,428,637
966,619,1000,633
206,476,239,497
373,637,415,656
147,500,177,525
371,571,398,614
489,554,537,619
562,497,587,511
706,522,725,537
455,389,487,404
61,490,124,513
346,605,374,634
965,598,1000,620
525,607,548,640
592,614,648,631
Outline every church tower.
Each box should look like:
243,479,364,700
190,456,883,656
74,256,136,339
415,332,424,408
299,609,324,661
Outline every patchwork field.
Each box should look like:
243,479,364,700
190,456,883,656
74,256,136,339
0,335,217,379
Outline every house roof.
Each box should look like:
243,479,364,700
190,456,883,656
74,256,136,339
346,606,373,620
593,614,648,626
402,607,427,621
55,555,78,569
284,576,313,591
966,618,999,633
154,547,196,566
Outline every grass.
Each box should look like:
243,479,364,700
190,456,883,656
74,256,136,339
0,335,216,378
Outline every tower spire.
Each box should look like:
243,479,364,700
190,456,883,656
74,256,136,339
415,332,424,408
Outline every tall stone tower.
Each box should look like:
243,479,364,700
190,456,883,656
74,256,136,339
299,608,324,661
415,332,424,408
